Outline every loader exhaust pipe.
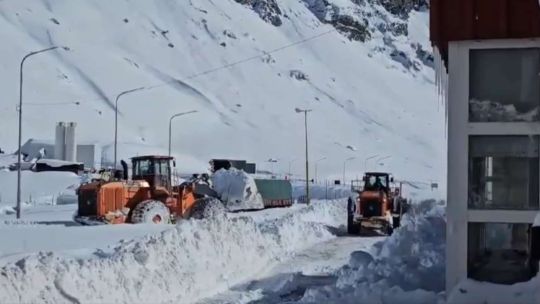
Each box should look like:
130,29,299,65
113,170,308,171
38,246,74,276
121,159,128,180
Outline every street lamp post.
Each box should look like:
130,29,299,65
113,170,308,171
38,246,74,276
267,158,278,176
288,158,298,178
16,46,67,219
364,154,379,172
168,110,198,157
114,87,145,169
314,157,327,183
342,157,356,185
295,107,312,204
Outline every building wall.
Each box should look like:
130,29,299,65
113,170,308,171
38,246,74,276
446,38,540,293
77,144,101,170
64,122,77,162
431,0,540,66
54,122,65,160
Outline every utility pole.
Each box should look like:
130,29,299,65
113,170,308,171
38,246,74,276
314,157,327,183
267,158,278,177
295,108,312,204
343,157,355,186
114,87,145,169
17,46,68,219
288,158,298,178
364,154,379,172
168,110,197,157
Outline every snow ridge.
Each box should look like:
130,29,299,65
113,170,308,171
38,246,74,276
0,201,345,304
300,200,446,304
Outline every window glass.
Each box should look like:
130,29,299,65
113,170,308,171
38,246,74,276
134,159,153,176
469,48,540,122
158,160,170,176
468,223,533,284
469,136,539,210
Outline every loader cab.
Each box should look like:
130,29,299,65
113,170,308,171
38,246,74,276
363,172,391,192
131,155,173,190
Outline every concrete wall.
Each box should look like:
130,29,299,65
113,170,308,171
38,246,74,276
77,144,101,170
446,38,540,293
54,122,65,160
65,122,77,162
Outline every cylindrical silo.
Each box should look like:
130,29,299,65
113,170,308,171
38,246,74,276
65,122,77,162
54,122,65,160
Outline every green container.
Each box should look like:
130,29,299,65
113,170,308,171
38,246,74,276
254,179,293,207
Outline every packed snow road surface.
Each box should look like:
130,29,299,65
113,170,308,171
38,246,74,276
0,199,448,304
200,236,384,304
0,200,357,304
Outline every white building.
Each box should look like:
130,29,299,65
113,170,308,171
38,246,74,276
431,0,540,293
18,122,101,170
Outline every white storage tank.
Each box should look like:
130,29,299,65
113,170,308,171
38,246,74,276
54,122,65,160
65,122,77,162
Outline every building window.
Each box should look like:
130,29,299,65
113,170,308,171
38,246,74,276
469,136,539,209
468,223,534,284
469,48,540,122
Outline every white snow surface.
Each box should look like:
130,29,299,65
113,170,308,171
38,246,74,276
211,168,264,211
292,180,352,200
36,158,83,167
447,277,540,304
0,171,81,214
0,0,446,198
0,200,346,304
298,200,446,304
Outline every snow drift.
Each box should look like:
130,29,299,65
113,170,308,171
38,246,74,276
447,276,540,304
299,200,446,304
0,200,345,304
0,171,81,214
211,168,264,211
292,181,352,200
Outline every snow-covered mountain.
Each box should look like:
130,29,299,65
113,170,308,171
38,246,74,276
0,0,445,197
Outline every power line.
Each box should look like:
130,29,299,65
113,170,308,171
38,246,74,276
25,101,80,106
149,28,336,89
26,28,337,106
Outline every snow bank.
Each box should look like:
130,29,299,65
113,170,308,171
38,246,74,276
211,168,264,211
0,154,17,170
292,181,352,200
0,201,345,304
299,200,446,304
447,277,540,304
0,171,81,213
36,159,83,168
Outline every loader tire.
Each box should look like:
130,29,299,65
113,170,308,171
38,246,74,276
347,197,360,235
131,200,171,224
190,197,225,219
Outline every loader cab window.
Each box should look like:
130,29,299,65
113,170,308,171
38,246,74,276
157,160,170,176
132,158,172,189
364,174,389,191
134,159,154,176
